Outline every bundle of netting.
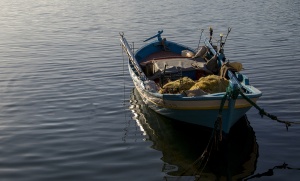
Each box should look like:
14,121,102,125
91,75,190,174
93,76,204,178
190,75,229,94
159,77,195,94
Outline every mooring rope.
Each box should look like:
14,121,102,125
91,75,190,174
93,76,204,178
121,44,126,107
244,162,300,180
181,84,300,179
238,90,300,130
179,124,218,179
178,92,227,179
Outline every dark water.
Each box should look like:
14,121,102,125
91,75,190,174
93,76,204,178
0,0,299,180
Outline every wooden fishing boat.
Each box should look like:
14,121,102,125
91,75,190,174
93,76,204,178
120,28,262,133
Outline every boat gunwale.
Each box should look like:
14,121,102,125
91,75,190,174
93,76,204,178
129,65,262,101
135,40,195,62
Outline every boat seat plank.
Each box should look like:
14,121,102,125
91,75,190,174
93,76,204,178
141,51,180,63
140,58,207,80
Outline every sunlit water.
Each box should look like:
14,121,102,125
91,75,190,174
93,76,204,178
0,0,299,180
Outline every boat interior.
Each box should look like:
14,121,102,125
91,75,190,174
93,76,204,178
137,46,217,86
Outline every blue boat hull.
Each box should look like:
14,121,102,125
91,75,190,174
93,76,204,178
135,83,252,133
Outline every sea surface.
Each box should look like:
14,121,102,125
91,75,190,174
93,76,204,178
0,0,300,180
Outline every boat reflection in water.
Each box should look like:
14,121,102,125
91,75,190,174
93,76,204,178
129,88,258,180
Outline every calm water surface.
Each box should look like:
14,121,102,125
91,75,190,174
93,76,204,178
0,0,299,180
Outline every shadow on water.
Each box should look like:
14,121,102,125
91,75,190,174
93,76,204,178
129,88,259,181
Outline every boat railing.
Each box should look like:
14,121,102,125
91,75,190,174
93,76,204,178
120,34,147,81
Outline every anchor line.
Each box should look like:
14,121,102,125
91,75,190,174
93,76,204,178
238,90,300,130
179,127,218,179
121,43,126,106
178,92,228,178
183,84,300,178
121,44,129,143
243,162,300,180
